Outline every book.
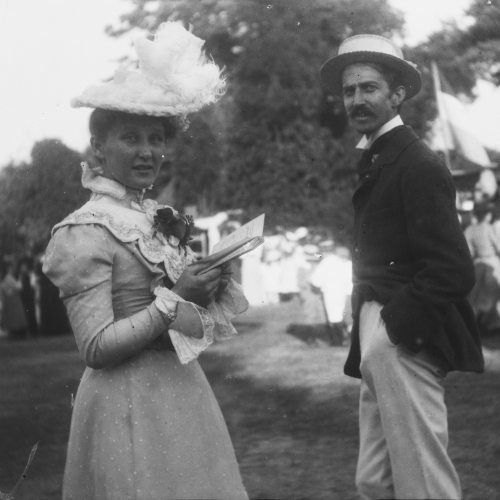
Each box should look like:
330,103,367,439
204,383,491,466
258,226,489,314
197,214,265,274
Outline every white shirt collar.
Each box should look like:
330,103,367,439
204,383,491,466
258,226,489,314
356,115,404,150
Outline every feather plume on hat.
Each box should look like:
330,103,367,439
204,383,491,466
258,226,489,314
71,22,225,127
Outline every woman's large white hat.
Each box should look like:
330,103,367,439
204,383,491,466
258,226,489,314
71,22,225,120
320,34,421,100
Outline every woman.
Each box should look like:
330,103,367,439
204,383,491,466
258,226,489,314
43,23,249,500
464,202,500,333
18,256,39,337
0,260,28,340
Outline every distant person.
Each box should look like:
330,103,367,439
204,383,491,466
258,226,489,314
42,23,248,500
278,228,308,302
320,34,483,499
0,261,28,340
465,202,500,332
261,230,286,304
18,256,39,337
36,258,71,337
310,242,352,346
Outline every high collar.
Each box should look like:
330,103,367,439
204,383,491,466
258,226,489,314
356,115,404,151
81,162,145,207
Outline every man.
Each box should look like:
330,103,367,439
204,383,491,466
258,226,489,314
320,35,484,499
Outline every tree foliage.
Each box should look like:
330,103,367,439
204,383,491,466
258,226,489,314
406,0,500,132
0,140,88,256
106,0,404,242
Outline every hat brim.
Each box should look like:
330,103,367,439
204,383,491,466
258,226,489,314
320,51,422,100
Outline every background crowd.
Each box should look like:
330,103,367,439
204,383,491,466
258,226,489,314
0,253,69,340
5,203,500,348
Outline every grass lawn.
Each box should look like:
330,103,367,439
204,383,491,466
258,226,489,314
0,301,499,499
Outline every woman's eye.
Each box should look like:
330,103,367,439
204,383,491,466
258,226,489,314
124,133,137,142
151,135,164,144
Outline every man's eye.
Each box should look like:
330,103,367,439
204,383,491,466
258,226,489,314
124,133,137,142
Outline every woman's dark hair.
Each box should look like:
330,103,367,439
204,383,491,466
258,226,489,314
89,108,178,142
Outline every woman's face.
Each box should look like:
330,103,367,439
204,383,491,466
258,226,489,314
92,114,168,191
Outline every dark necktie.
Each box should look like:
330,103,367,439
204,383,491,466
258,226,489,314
357,125,405,176
358,149,375,174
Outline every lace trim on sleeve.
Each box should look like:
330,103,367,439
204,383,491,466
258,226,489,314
208,279,249,340
154,286,214,364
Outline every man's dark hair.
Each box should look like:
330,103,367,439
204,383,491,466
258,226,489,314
362,62,406,112
363,62,406,92
89,108,178,142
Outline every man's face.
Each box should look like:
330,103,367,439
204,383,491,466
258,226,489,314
341,63,404,136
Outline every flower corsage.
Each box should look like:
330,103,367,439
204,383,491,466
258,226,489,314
152,207,194,252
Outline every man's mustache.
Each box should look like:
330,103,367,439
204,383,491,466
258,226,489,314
349,106,374,118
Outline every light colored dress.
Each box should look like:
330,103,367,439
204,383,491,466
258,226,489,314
464,220,500,330
310,254,352,324
43,170,249,500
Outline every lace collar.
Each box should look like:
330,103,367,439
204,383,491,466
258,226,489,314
81,161,146,202
53,165,196,283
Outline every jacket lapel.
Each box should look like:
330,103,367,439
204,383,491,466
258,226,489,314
373,126,419,168
352,126,420,203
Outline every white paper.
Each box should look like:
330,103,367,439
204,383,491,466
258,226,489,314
212,214,265,254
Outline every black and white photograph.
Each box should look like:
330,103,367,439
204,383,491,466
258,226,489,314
0,0,499,498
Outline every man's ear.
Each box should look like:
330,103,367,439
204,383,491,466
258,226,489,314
90,136,105,161
392,86,406,108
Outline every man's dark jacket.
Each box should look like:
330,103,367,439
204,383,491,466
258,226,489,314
345,125,484,379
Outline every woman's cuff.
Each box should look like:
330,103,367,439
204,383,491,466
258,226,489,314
153,286,215,364
209,279,249,340
154,287,181,327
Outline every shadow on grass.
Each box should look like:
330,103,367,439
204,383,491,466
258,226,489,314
286,323,332,346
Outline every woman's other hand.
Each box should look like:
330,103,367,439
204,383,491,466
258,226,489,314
172,262,222,307
216,261,233,297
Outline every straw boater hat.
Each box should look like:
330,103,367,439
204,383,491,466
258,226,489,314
320,34,422,100
71,22,225,129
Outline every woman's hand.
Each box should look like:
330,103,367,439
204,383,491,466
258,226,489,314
216,261,233,297
171,261,222,307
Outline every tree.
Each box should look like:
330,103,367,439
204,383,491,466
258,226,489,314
107,0,404,243
405,0,500,138
0,140,87,256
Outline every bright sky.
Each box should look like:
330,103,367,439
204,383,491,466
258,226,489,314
0,0,499,168
0,0,134,166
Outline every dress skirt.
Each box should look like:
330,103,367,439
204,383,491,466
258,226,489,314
63,349,248,500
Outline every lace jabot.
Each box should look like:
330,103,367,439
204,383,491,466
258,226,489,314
50,162,250,364
53,162,196,283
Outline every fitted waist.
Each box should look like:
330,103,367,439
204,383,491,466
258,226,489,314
144,332,175,351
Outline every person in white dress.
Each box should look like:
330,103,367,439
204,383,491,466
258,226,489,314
310,242,352,345
43,23,249,500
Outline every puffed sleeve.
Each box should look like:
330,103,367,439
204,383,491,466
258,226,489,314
43,224,169,369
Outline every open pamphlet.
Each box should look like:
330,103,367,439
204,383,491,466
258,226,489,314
197,214,265,274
